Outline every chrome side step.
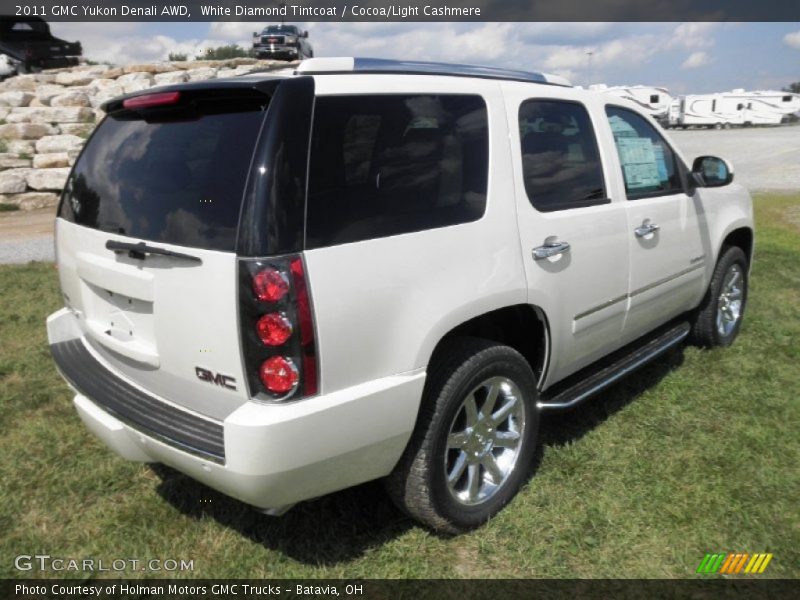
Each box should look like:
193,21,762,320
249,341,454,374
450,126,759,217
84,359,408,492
537,321,691,412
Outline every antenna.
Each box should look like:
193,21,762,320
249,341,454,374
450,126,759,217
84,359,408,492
279,2,286,24
586,49,594,86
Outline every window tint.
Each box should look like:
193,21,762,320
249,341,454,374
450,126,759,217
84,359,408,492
518,100,606,212
605,106,684,199
59,98,267,251
306,94,488,248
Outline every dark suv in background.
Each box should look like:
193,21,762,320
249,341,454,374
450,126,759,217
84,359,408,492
252,24,313,61
0,16,82,75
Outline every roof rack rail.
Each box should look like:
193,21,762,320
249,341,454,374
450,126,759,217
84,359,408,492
295,57,572,87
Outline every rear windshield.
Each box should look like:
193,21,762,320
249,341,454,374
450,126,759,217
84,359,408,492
59,98,267,252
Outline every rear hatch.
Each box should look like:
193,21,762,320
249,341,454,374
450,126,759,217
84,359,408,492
56,82,276,420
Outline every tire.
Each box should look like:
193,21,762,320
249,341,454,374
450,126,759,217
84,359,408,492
690,246,748,347
385,337,539,533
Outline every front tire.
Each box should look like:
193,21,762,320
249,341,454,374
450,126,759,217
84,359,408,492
385,338,539,533
691,246,748,347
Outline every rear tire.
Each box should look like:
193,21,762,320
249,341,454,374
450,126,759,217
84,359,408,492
385,338,539,533
690,246,748,347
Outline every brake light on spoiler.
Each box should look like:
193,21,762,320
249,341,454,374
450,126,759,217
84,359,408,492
122,91,181,110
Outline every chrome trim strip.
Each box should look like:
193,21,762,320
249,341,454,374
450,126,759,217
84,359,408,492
574,294,628,321
629,262,705,298
574,261,705,321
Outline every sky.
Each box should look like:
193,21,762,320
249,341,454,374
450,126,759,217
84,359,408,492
49,22,800,94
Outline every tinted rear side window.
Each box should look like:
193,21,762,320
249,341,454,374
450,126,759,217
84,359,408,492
306,94,489,248
518,99,606,212
59,98,267,252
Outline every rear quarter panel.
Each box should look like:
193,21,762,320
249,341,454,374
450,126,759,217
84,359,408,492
304,75,527,394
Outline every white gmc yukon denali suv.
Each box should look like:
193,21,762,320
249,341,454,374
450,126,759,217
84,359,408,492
47,58,753,532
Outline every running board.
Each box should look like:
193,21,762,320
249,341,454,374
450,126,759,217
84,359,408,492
537,321,691,412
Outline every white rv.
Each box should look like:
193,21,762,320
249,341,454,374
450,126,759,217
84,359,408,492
730,89,800,125
589,84,674,124
673,90,800,128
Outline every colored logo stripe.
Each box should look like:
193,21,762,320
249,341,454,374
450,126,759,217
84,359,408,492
697,553,773,574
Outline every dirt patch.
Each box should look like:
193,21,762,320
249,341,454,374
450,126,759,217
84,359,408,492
0,208,55,241
783,205,800,231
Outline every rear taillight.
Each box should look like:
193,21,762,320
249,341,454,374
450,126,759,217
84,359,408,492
259,356,299,394
256,313,293,346
239,255,318,401
252,268,289,303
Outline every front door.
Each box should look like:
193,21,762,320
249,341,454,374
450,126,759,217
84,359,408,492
602,105,706,337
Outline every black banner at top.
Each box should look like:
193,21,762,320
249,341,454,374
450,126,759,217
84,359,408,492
3,0,800,22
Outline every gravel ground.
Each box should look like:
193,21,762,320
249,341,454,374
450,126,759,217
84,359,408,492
668,125,800,192
0,236,54,264
0,126,797,265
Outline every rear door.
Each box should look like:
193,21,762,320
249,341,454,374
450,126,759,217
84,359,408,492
503,84,630,386
56,87,271,420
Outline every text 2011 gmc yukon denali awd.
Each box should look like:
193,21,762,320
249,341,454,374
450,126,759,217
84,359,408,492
47,58,753,532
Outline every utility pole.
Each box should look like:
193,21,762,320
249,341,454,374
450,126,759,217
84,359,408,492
586,50,594,86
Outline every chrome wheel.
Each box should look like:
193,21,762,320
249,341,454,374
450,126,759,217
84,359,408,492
716,264,744,337
444,376,526,506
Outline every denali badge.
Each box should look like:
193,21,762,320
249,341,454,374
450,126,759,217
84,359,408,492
195,367,236,391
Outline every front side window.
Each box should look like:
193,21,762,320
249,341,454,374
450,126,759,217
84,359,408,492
605,106,684,199
306,94,489,248
518,99,606,212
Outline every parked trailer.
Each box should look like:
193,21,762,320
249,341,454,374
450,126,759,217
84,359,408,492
728,89,800,125
670,90,800,128
589,84,674,124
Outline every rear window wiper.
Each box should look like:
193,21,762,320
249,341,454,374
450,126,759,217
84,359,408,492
105,240,202,263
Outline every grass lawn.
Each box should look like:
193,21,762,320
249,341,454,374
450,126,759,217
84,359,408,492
0,193,798,579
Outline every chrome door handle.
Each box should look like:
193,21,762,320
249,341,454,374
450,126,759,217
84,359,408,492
634,222,660,237
533,240,571,260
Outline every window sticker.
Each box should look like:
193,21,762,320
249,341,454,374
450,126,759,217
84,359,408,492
616,137,661,189
652,144,669,182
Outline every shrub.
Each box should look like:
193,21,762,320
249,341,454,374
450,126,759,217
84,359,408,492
196,45,254,61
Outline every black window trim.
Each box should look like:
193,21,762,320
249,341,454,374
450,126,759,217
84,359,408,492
517,97,610,213
604,102,690,201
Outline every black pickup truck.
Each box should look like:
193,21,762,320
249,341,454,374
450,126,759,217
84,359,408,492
0,16,82,74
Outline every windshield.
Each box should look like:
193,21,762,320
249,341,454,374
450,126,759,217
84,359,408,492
58,97,268,252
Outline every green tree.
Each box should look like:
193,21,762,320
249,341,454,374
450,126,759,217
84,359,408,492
783,81,800,94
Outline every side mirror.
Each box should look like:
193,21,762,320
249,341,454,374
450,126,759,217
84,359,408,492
691,155,734,187
304,31,309,38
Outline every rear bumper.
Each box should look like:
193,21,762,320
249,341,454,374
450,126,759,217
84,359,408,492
47,308,424,510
